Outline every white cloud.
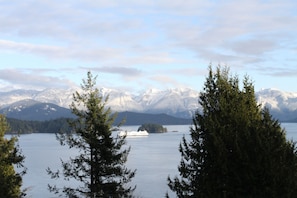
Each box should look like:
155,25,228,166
2,0,296,65
0,69,75,90
0,39,61,54
81,66,142,77
253,66,297,77
0,39,123,62
0,0,297,91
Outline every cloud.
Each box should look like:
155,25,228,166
150,75,179,87
170,67,207,76
0,69,75,90
228,39,277,56
82,66,142,77
0,39,124,62
253,66,297,77
0,39,61,55
158,0,297,64
148,66,208,89
2,0,296,66
1,0,297,91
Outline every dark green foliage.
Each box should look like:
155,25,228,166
7,117,71,134
39,118,71,133
6,112,191,134
47,72,136,198
115,112,191,125
138,123,167,133
167,66,297,197
6,118,38,134
0,114,26,198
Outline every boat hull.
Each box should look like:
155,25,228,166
118,130,149,136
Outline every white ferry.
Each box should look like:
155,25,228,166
118,130,149,137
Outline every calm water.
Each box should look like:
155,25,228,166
12,123,297,198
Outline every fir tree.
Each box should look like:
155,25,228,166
47,71,136,198
0,114,26,198
167,66,297,197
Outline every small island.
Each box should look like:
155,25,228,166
138,123,167,133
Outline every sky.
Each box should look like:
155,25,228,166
0,0,297,93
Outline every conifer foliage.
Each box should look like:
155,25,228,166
0,114,26,198
47,72,136,198
167,66,297,197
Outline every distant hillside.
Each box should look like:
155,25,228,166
285,117,297,123
0,98,192,126
6,117,71,134
268,108,297,123
0,99,74,121
6,112,191,134
114,111,192,125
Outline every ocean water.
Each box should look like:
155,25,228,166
12,123,297,198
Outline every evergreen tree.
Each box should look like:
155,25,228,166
138,123,167,133
47,72,136,198
167,66,297,197
0,114,26,198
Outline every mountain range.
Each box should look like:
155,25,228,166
0,87,296,123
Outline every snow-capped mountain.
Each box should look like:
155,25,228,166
0,99,74,121
0,87,297,121
0,87,200,118
137,88,199,118
257,88,297,110
256,88,297,121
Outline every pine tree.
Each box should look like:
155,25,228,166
167,66,297,197
0,114,26,198
47,71,136,198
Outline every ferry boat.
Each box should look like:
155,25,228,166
118,130,149,137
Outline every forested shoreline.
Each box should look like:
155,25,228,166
6,117,71,134
5,111,193,134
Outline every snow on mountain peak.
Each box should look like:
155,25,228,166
256,88,297,111
0,88,297,120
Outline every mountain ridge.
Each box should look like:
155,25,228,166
0,88,297,122
0,99,75,121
